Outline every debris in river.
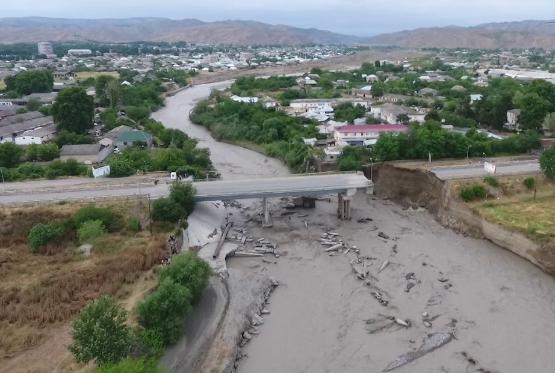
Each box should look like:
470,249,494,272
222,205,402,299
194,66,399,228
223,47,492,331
372,290,389,306
378,260,390,273
378,232,391,240
382,332,454,372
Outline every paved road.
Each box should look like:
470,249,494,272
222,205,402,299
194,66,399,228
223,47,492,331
431,160,540,180
0,173,370,204
194,173,370,201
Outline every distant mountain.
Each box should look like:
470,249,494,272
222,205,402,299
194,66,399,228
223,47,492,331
0,17,361,45
366,20,555,49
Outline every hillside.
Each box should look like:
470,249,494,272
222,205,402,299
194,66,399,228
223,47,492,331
366,20,555,49
0,17,361,45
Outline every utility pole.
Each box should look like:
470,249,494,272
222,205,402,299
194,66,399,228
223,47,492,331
147,194,153,236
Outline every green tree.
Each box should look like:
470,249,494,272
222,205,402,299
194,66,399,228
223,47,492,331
138,278,193,346
540,148,555,180
374,133,401,161
542,112,555,136
26,143,59,161
0,142,24,167
169,182,196,217
70,296,132,366
515,92,552,131
55,130,94,146
96,75,119,107
396,113,410,123
151,197,184,223
27,222,65,253
52,87,95,134
159,252,211,302
108,157,135,177
5,69,53,95
371,82,384,98
26,97,42,111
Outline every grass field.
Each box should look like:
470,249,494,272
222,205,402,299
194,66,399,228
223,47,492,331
75,71,119,80
478,193,555,245
0,79,6,90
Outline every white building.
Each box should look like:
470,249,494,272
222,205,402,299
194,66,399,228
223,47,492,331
68,49,93,56
231,95,258,104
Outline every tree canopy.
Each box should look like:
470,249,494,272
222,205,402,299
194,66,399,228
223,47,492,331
70,296,132,366
5,69,53,95
52,87,95,134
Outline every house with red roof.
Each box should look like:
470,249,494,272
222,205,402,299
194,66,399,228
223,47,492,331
334,124,408,146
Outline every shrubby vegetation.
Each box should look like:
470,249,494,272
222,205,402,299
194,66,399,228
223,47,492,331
27,222,66,253
483,176,499,187
151,182,195,223
137,252,210,347
0,159,88,182
78,220,106,244
73,205,123,232
460,184,487,202
25,143,59,161
523,176,536,190
0,142,24,168
337,146,372,171
540,148,555,180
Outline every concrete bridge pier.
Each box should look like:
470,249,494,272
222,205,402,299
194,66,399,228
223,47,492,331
262,197,273,228
337,193,352,221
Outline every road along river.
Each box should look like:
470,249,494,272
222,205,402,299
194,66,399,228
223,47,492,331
155,82,555,373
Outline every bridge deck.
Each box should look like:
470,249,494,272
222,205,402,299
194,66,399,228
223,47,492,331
193,173,370,201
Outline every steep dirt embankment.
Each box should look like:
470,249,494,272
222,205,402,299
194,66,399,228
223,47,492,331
372,163,555,275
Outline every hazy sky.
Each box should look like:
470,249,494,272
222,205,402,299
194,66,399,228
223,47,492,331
2,0,554,35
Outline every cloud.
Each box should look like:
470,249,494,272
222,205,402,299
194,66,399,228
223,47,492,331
1,0,554,35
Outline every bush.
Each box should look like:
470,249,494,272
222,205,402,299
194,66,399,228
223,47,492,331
460,184,487,202
74,205,122,232
127,217,142,232
151,197,185,223
540,148,555,180
523,177,536,190
78,219,106,244
137,278,193,346
159,252,211,302
108,157,136,177
169,182,196,217
0,142,24,168
70,296,132,366
27,222,65,253
483,176,499,187
95,358,165,373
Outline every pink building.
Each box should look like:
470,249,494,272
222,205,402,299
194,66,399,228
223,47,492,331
334,124,408,146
